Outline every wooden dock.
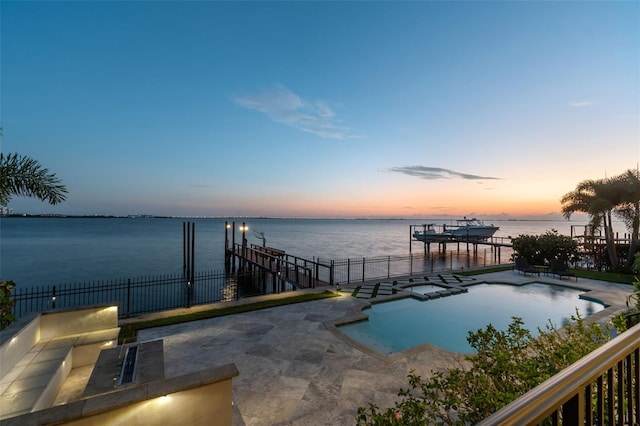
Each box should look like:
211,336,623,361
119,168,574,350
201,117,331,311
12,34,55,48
224,221,333,290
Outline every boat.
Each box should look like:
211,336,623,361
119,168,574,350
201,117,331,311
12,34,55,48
412,218,499,242
447,218,499,240
412,223,453,242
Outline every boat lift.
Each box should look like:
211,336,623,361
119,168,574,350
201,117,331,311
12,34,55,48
409,223,512,262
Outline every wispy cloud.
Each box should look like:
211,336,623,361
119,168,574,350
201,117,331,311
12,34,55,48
232,84,364,140
568,101,595,107
386,166,501,181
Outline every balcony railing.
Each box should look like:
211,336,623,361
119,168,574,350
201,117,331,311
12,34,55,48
478,322,640,425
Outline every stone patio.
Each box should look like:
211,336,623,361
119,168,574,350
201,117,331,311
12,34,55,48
10,271,630,425
132,270,633,425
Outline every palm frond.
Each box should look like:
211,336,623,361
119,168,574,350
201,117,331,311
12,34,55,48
0,153,68,205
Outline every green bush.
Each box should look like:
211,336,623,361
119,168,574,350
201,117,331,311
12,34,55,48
612,252,640,330
356,314,610,425
511,230,579,265
0,280,16,330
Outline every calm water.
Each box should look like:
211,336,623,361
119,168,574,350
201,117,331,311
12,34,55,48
0,216,613,288
338,283,605,354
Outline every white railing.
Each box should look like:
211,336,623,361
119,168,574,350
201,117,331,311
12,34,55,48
478,322,640,425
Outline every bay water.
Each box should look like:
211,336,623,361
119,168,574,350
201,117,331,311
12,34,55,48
0,216,612,289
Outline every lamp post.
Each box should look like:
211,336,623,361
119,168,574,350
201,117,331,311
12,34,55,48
224,221,232,273
231,221,236,251
239,223,249,271
240,222,248,252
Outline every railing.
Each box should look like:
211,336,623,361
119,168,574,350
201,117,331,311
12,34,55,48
232,243,333,287
230,243,512,287
12,244,511,321
239,257,315,294
322,249,509,285
10,270,282,320
478,322,640,425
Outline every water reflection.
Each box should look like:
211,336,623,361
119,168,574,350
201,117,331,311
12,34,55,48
221,276,237,302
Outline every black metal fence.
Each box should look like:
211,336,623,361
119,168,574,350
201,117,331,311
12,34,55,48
10,269,296,320
324,248,511,285
10,246,513,320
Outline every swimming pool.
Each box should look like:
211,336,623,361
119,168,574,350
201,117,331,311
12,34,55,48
338,283,605,354
405,284,446,294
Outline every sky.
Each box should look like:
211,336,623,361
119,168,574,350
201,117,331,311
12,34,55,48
1,1,638,219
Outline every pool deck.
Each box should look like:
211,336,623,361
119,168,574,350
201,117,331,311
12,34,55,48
56,271,633,425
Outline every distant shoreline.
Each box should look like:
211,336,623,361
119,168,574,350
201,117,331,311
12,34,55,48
0,213,580,222
1,214,169,219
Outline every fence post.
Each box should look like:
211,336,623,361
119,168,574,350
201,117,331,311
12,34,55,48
330,260,335,286
347,258,351,284
127,278,131,318
410,254,413,276
183,221,195,308
281,266,286,293
191,222,195,297
362,257,366,282
52,285,56,310
272,264,277,294
388,256,390,278
235,274,240,301
183,222,187,276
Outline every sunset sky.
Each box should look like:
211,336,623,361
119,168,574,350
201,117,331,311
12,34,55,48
2,1,638,219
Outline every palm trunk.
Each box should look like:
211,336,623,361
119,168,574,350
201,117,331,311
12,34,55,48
624,202,639,269
604,210,619,270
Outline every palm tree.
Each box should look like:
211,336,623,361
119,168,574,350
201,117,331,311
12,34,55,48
0,153,68,206
562,169,640,271
0,150,67,329
610,169,640,269
561,177,619,269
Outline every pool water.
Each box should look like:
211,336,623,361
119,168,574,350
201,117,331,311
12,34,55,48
406,284,445,294
338,283,605,354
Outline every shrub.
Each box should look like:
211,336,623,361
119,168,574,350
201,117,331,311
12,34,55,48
612,252,640,330
511,230,579,265
356,314,610,425
0,280,16,330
